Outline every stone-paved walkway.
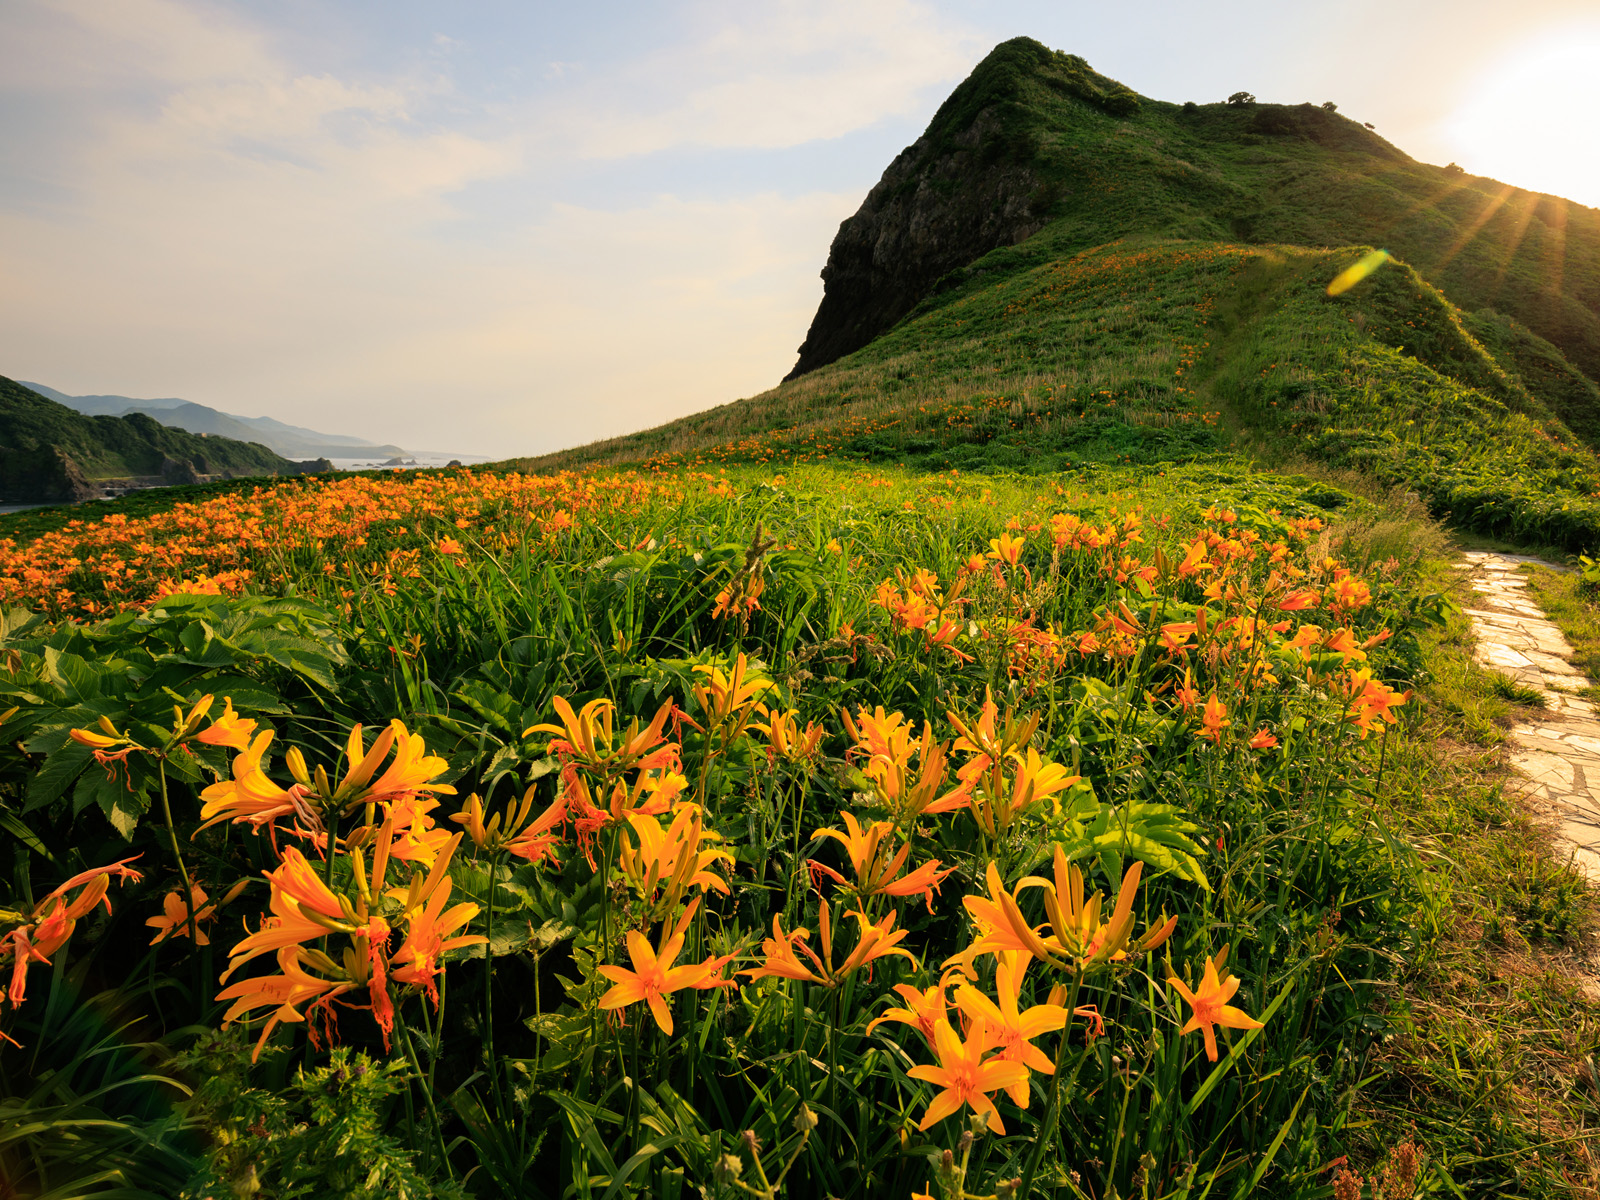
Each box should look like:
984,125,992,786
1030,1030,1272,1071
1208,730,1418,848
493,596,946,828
1458,551,1600,880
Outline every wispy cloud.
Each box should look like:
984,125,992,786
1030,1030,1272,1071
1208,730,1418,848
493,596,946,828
543,0,982,157
1,0,970,452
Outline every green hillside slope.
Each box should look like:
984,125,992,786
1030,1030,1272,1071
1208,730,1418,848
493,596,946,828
501,37,1600,551
785,38,1599,386
505,237,1600,548
0,374,307,503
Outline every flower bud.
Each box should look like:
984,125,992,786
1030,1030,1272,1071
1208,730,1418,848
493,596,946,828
713,1154,743,1185
180,694,215,736
793,1103,818,1134
286,747,311,786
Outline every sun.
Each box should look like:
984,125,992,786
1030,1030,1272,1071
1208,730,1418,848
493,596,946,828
1443,28,1600,209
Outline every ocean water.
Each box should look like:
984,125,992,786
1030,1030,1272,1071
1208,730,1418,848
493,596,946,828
325,452,490,472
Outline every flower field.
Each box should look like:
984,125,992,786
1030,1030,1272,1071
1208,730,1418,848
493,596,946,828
0,463,1460,1197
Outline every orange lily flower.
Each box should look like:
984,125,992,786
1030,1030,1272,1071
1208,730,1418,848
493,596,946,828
987,532,1025,567
527,696,679,778
843,710,967,821
810,812,953,911
618,805,732,912
389,873,485,1005
1323,627,1366,665
1198,695,1230,743
3,856,143,1017
198,730,321,837
692,654,774,746
741,913,824,985
452,785,566,863
215,945,345,1062
865,978,951,1043
352,720,456,811
68,724,126,750
220,847,357,981
1159,622,1197,655
195,697,258,751
908,1016,1030,1134
381,796,454,867
1168,952,1265,1062
1326,575,1372,616
1029,849,1178,970
1342,671,1409,738
146,879,248,945
741,900,915,987
967,748,1081,838
948,862,1057,972
952,955,1070,1104
597,901,735,1034
1277,588,1321,612
751,706,826,764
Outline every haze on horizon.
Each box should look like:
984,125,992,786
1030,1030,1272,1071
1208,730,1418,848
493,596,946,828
2,0,1597,459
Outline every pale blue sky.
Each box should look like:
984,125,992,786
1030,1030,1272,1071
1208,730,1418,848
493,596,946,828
2,0,1597,457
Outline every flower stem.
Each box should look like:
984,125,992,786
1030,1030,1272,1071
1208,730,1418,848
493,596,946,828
155,757,200,949
1018,967,1084,1196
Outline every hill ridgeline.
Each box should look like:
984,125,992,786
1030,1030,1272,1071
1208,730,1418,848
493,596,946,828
502,36,1600,551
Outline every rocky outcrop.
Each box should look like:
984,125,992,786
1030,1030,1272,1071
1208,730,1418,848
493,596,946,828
159,455,202,485
0,446,101,504
785,39,1072,379
785,134,1045,379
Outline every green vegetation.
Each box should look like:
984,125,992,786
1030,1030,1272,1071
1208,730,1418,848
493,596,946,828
3,31,1600,1200
0,374,301,503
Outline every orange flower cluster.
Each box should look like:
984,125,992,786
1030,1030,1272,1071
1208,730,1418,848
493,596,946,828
0,469,688,616
1,857,143,1037
872,568,968,658
217,827,485,1060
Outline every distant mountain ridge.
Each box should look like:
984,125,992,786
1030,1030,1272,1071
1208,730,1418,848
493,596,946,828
18,383,406,461
0,374,329,504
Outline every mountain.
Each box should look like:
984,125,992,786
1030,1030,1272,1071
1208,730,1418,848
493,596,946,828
18,383,406,461
0,375,325,504
499,37,1600,552
786,38,1599,381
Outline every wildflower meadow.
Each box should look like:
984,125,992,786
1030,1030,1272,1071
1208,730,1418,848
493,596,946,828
0,462,1453,1197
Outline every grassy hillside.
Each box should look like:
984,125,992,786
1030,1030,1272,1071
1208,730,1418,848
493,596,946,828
8,37,1600,1199
0,373,300,502
501,238,1600,550
495,38,1599,553
789,37,1600,386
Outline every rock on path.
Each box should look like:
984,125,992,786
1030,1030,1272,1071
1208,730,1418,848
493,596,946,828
1458,550,1600,880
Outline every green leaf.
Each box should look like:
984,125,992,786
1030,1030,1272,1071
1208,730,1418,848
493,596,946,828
23,741,94,812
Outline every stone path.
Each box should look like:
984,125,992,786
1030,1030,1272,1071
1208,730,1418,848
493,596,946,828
1457,551,1600,880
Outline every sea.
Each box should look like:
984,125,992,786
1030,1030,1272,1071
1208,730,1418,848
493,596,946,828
0,452,492,515
324,452,489,472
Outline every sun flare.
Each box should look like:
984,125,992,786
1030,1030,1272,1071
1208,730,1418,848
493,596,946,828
1445,29,1600,208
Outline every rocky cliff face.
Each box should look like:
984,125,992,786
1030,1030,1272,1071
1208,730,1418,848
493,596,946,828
785,39,1097,379
784,125,1046,379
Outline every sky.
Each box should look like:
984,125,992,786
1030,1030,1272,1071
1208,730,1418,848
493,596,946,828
2,0,1598,458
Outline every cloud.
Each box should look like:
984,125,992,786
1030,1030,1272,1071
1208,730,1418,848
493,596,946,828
0,0,980,455
543,0,983,156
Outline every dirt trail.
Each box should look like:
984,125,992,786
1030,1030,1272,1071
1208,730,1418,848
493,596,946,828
1186,251,1290,446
